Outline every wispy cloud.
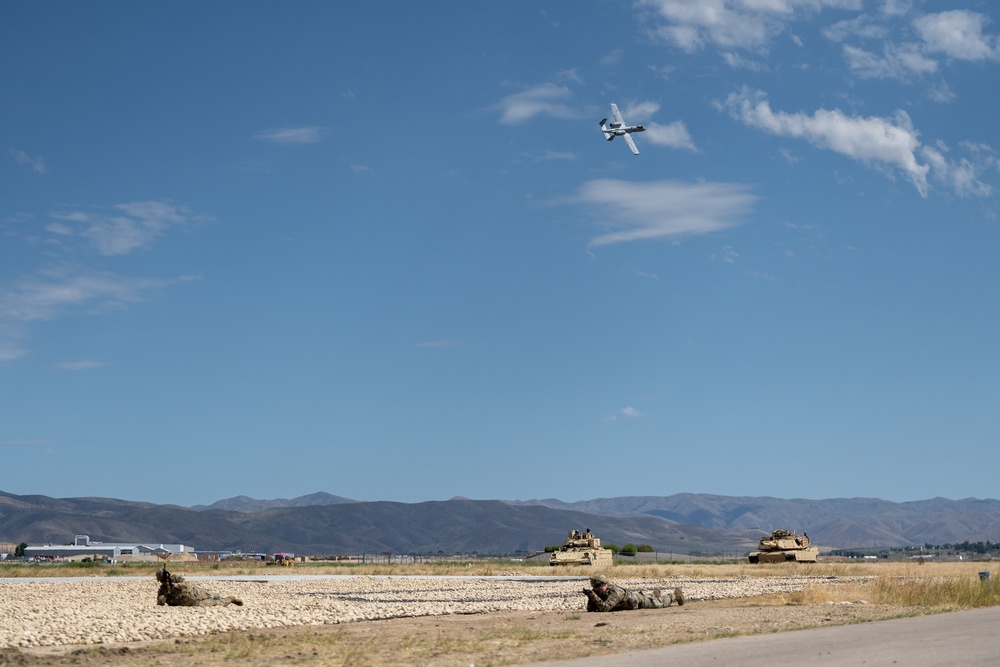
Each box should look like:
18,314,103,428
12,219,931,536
0,267,192,323
540,150,578,161
611,102,696,151
722,86,996,198
565,179,757,247
823,14,889,42
0,268,198,362
49,200,193,256
600,49,624,66
605,406,647,421
825,8,999,83
713,245,740,264
254,126,326,144
913,10,1000,62
644,121,697,151
638,0,859,53
496,84,579,124
722,51,769,71
922,141,996,198
2,200,204,364
721,86,930,196
841,42,937,79
11,149,47,174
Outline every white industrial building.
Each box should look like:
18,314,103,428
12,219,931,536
23,535,192,560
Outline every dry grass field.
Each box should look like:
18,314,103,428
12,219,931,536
1,560,997,667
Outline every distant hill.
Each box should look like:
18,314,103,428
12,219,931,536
0,491,756,555
4,490,1000,554
510,494,1000,548
190,492,358,513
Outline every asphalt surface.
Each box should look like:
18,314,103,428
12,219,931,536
516,606,1000,667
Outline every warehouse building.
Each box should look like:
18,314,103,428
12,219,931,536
23,535,192,560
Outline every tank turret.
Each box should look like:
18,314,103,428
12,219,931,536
549,528,614,567
748,529,818,563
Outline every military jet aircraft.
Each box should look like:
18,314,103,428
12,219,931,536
599,103,645,155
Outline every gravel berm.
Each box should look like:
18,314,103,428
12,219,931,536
1,574,875,649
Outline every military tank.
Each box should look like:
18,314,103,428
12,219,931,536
748,529,818,563
549,528,614,567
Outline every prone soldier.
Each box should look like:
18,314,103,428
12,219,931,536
156,566,244,607
583,573,684,612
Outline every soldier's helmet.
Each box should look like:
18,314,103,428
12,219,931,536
590,573,609,586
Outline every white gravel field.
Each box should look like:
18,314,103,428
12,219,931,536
0,574,873,649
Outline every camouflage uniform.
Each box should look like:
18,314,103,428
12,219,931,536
584,574,683,612
156,568,243,607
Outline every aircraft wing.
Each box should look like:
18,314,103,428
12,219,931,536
611,103,625,126
623,133,639,155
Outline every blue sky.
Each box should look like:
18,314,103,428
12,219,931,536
2,1,998,507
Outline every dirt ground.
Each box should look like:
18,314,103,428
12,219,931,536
1,595,913,667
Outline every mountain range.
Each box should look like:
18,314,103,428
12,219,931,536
4,490,999,555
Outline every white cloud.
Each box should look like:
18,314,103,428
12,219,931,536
11,149,47,174
496,84,578,124
644,121,697,151
254,126,326,144
921,142,996,198
712,245,740,263
722,86,930,196
778,147,800,163
613,102,696,151
638,0,863,53
622,101,661,121
879,0,912,18
50,200,191,256
1,200,206,364
722,51,769,71
0,323,27,362
566,179,757,247
842,42,937,79
823,14,888,42
600,49,624,66
825,9,998,87
605,406,647,421
0,268,182,323
541,150,578,160
914,10,999,62
925,80,956,103
0,267,199,362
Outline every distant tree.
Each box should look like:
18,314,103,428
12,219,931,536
544,545,561,553
636,544,654,553
603,544,619,554
620,543,637,556
15,543,27,558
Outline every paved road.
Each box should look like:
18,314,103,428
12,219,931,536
516,606,1000,667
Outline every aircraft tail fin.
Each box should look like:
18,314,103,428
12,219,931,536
599,118,614,141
